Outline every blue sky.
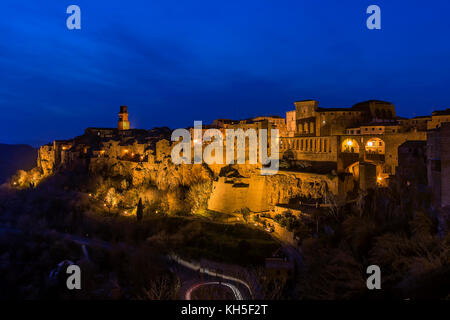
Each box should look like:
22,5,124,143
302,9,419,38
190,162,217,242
1,0,450,145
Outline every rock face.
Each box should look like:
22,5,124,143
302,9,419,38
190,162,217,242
207,171,335,214
89,157,214,190
14,131,340,214
37,145,55,176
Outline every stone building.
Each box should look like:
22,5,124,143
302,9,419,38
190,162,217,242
19,101,450,215
118,105,130,131
285,110,296,137
427,122,450,208
427,109,450,130
252,115,286,136
280,99,427,194
397,140,427,185
398,115,430,132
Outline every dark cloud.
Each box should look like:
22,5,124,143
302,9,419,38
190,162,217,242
0,0,450,145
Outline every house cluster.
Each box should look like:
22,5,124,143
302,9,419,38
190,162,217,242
38,101,450,209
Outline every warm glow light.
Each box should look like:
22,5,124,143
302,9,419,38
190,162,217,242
131,153,135,157
103,203,107,207
346,140,353,146
193,139,199,144
123,149,129,153
124,211,128,214
88,193,92,197
377,176,383,182
368,142,373,147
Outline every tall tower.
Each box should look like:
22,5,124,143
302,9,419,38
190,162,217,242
118,105,130,130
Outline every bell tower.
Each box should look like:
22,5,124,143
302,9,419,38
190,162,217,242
118,105,130,130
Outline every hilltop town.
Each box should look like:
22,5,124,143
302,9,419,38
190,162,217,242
4,98,450,300
12,100,450,215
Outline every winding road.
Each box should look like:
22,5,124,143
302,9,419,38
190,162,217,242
1,223,253,300
185,281,243,300
168,254,254,300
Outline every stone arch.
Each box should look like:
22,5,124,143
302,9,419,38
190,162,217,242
341,138,360,153
365,137,385,154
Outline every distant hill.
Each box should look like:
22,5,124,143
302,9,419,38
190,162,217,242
0,144,37,184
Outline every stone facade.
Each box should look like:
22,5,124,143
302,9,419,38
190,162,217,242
13,103,450,214
118,105,130,131
397,140,427,185
427,122,450,208
207,170,348,214
427,109,450,130
280,100,428,192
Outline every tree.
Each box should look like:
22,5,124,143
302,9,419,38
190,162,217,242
136,198,143,222
105,187,116,214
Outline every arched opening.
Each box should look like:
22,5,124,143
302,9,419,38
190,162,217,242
341,138,359,153
365,138,385,154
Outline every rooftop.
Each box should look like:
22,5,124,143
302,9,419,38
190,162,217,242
352,100,394,107
316,107,355,112
432,108,450,116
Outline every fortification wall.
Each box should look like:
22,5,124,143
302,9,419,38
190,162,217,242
208,171,340,214
382,131,427,174
207,177,250,213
